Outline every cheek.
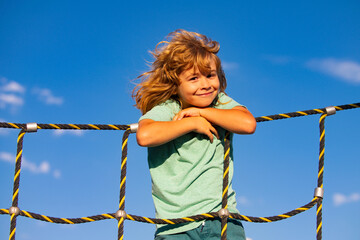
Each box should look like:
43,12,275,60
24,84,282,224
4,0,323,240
179,83,195,95
213,79,220,89
177,86,188,100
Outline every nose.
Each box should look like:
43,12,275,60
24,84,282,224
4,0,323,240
199,76,211,89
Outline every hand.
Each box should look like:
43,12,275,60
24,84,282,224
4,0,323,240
173,107,202,121
191,117,219,143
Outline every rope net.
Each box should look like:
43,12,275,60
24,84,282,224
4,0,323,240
0,102,359,240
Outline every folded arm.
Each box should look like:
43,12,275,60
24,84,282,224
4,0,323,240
173,106,257,134
136,117,219,147
137,106,256,147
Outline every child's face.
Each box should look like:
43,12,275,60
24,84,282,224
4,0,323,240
177,59,220,109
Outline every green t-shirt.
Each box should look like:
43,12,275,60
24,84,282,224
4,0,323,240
139,92,243,235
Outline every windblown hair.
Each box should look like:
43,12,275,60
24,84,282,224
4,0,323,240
132,29,227,114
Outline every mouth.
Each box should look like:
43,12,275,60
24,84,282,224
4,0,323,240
195,91,214,97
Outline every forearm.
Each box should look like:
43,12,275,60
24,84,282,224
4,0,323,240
136,118,195,147
199,107,256,134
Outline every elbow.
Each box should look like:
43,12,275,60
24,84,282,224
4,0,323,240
136,120,159,147
237,117,257,134
246,119,257,134
136,130,151,147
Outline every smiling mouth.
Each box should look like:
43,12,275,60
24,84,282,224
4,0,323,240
196,91,214,97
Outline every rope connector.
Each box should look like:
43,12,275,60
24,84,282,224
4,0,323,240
115,210,127,219
314,187,324,198
8,206,20,216
325,106,336,116
217,208,230,219
26,123,38,132
130,123,138,133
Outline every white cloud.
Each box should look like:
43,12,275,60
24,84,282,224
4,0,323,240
1,77,64,111
306,58,360,84
22,160,50,174
246,238,253,240
0,152,14,163
0,78,26,110
0,79,26,93
222,61,239,71
333,192,360,206
0,151,61,178
0,93,24,108
32,87,64,105
53,129,84,137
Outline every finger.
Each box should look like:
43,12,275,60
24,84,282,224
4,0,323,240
172,114,179,121
210,126,219,139
177,112,184,120
207,130,214,143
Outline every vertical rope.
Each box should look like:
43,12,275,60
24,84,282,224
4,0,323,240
316,114,327,240
221,132,231,240
118,129,131,240
9,129,26,240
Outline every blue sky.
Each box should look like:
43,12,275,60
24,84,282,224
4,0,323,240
0,1,359,239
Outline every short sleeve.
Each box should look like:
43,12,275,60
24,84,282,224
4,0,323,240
215,92,245,110
139,100,180,122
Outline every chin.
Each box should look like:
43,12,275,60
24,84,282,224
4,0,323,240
194,102,213,108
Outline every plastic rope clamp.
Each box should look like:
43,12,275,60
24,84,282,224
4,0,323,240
26,123,38,132
314,187,324,198
115,210,127,219
325,106,336,116
217,208,230,219
8,206,20,216
130,123,138,133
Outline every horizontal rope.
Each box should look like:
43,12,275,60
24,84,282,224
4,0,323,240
230,197,319,223
255,103,359,122
0,103,359,130
0,209,116,224
0,197,319,225
0,123,129,131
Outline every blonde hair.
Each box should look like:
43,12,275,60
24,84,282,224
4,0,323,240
132,29,227,114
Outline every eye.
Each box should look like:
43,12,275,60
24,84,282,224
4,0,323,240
189,76,198,81
207,73,216,78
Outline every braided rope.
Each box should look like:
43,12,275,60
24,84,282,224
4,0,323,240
0,122,129,131
0,102,359,240
316,114,327,240
8,130,26,240
118,128,131,240
0,197,320,224
255,103,359,122
0,209,116,223
0,103,358,131
221,132,231,240
0,197,318,224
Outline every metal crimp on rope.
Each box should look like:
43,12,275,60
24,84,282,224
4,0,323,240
130,123,138,133
314,187,324,198
26,123,38,132
325,106,336,116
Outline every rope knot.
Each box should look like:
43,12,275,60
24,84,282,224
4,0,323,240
217,208,229,219
115,210,127,219
9,206,20,216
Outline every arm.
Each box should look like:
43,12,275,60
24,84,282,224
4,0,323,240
173,106,256,134
136,117,219,147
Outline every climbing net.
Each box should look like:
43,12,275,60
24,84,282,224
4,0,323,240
0,103,359,240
